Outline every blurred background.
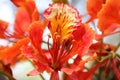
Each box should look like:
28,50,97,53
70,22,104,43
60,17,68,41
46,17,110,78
0,0,120,80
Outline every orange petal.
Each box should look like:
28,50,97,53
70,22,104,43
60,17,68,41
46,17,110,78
14,7,31,38
0,38,30,64
11,0,39,21
11,0,26,7
98,0,120,32
86,0,106,22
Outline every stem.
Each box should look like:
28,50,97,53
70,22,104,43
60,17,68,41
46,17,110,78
114,42,120,52
42,40,52,47
0,71,15,80
40,74,45,80
52,0,69,4
100,38,103,53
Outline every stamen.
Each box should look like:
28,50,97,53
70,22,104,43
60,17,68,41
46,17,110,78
47,34,52,57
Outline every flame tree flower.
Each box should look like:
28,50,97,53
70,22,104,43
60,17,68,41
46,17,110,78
22,3,96,80
0,0,39,78
0,0,39,64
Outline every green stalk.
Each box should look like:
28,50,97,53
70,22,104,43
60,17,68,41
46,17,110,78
114,42,120,52
52,0,69,4
39,74,45,80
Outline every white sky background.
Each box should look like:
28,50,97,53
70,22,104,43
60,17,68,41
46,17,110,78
0,0,120,80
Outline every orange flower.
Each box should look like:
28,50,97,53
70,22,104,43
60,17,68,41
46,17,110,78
22,3,95,80
0,20,8,38
86,0,106,22
98,0,120,33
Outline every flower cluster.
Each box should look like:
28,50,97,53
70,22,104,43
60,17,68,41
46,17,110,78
0,0,120,80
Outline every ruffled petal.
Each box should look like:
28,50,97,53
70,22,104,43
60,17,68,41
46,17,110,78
66,60,107,80
61,53,97,75
0,38,30,64
86,0,106,23
14,7,31,38
43,3,81,43
29,21,44,51
61,24,95,64
98,0,120,32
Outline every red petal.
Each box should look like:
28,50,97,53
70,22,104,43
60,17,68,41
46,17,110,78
67,60,107,80
62,53,97,75
0,20,8,38
61,24,95,64
11,0,26,7
29,21,44,51
96,24,120,40
27,68,40,76
14,7,31,38
28,61,53,76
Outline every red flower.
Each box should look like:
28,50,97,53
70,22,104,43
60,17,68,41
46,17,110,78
22,3,95,80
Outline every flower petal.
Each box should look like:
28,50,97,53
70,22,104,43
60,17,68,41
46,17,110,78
86,0,106,22
66,60,107,80
61,24,95,64
0,20,8,38
61,53,97,75
98,0,120,32
14,7,31,38
29,21,44,51
0,38,30,64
